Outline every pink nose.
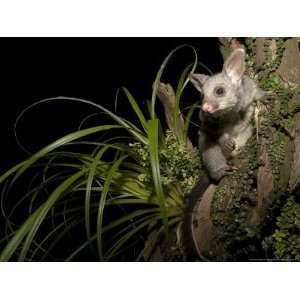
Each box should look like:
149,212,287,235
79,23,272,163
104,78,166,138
202,103,215,113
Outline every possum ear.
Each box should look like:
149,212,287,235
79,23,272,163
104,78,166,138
223,48,246,85
189,73,210,92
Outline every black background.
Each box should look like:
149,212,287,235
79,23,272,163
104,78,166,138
0,38,223,173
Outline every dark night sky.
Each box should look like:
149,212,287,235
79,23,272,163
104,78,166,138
0,38,223,172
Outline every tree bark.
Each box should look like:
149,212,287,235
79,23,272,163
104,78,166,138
155,38,300,261
188,38,300,260
156,82,194,152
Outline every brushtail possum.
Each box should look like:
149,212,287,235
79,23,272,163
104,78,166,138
189,48,263,181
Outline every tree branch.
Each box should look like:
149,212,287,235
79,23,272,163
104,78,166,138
156,82,194,152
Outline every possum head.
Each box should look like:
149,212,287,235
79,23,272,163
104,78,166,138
189,48,246,115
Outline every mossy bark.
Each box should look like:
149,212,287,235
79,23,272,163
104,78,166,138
188,38,300,260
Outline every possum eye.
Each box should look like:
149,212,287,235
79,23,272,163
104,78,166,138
214,86,226,97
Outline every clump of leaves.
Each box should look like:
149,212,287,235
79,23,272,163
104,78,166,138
0,44,200,262
130,129,202,196
263,196,300,261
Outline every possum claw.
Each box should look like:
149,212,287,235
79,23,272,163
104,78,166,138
221,138,236,156
210,164,237,181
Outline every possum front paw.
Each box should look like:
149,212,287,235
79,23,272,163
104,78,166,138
220,138,236,156
210,164,238,181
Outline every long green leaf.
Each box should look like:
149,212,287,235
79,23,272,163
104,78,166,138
183,102,199,143
85,144,115,242
66,208,159,261
105,215,159,261
122,87,148,133
40,215,85,261
151,44,198,120
0,170,85,262
29,215,76,261
176,63,193,96
15,96,148,144
0,125,121,185
147,119,168,235
96,155,128,261
174,47,198,142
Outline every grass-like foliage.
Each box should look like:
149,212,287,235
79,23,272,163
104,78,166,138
0,45,202,261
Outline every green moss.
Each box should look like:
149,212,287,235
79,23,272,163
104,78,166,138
210,136,262,260
263,196,300,261
203,38,300,261
266,132,286,190
245,38,257,71
246,38,300,99
170,38,300,261
130,130,203,196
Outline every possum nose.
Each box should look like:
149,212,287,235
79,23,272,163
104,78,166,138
202,103,215,113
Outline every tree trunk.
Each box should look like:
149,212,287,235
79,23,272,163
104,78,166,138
188,37,300,260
